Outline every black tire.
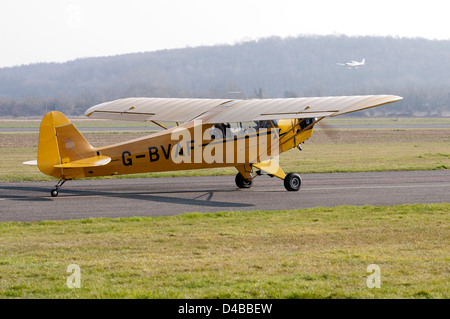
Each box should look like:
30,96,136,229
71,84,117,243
51,189,59,197
235,172,253,188
284,173,302,191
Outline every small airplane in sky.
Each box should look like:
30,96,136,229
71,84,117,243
337,58,365,69
24,95,402,196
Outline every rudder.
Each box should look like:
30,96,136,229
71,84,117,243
37,111,96,179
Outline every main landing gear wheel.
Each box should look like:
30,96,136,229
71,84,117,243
235,172,253,189
284,173,302,191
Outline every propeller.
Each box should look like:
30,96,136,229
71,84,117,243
315,119,339,141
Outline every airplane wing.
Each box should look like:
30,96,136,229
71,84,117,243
85,95,402,124
85,98,232,123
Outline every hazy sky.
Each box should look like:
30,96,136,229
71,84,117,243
1,0,449,68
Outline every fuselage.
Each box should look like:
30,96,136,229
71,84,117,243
59,119,314,180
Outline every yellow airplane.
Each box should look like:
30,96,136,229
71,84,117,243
25,95,402,196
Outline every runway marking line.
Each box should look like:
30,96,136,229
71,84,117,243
302,183,450,191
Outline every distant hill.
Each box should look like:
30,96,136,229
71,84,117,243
0,35,449,117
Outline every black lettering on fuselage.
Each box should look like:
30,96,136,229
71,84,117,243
122,151,132,166
175,143,184,156
160,144,172,160
148,147,160,162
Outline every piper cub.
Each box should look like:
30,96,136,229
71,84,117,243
25,95,402,196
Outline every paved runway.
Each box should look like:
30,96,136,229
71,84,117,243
0,170,449,222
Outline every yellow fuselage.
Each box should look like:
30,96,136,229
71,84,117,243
37,111,313,180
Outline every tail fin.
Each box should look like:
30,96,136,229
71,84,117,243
37,111,109,179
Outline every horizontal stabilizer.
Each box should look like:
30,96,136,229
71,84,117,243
53,155,111,168
23,160,38,166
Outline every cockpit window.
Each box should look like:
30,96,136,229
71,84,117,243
299,118,316,130
255,120,278,129
209,120,279,139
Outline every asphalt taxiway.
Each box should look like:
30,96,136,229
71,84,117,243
0,170,449,222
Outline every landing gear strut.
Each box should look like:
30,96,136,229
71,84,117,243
51,179,66,197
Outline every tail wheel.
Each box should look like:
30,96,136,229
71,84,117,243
50,179,66,197
284,173,302,191
235,172,253,188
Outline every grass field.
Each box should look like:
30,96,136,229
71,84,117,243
1,119,448,299
0,203,448,299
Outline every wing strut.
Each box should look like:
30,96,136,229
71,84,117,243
150,120,169,130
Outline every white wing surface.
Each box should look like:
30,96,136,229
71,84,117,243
85,98,232,123
85,95,402,124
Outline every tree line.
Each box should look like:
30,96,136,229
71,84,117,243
0,35,449,117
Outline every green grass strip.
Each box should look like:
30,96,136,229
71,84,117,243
0,203,448,299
